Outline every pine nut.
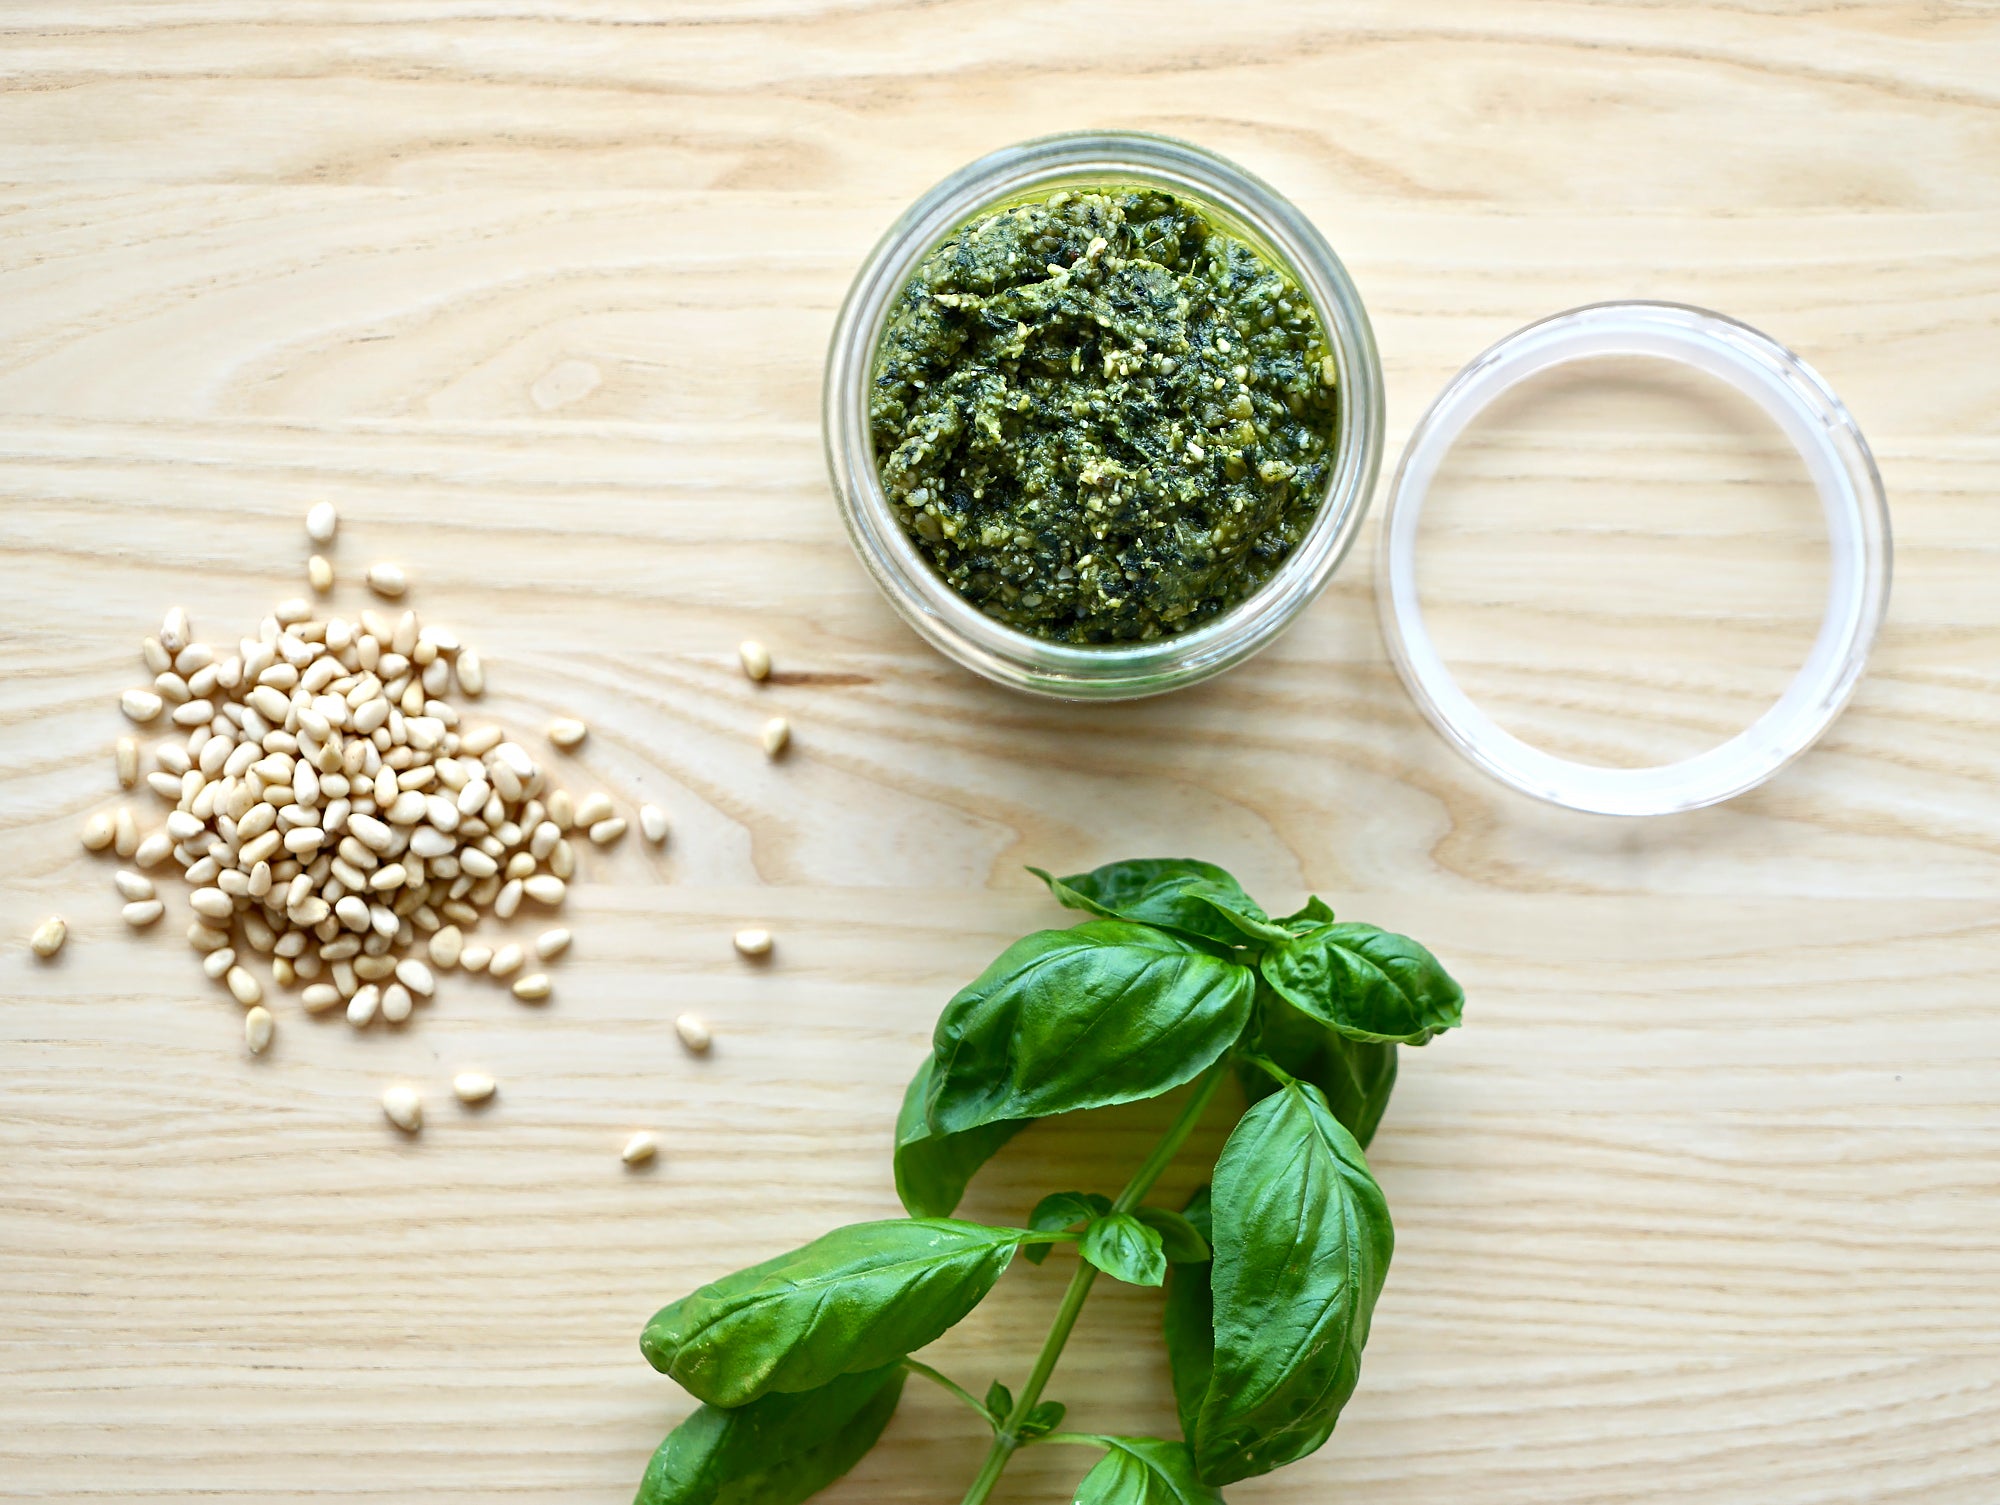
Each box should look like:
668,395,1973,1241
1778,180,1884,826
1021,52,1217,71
573,791,613,827
189,887,233,920
30,917,67,959
160,606,191,654
308,554,334,592
459,943,492,973
428,925,463,968
121,689,164,724
305,502,338,544
381,1084,422,1132
639,803,669,843
622,1131,660,1166
455,650,484,696
302,983,341,1013
675,1013,712,1053
489,942,523,978
523,874,566,905
348,984,380,1026
381,982,413,1023
452,1071,497,1104
116,738,140,788
511,972,550,1001
761,717,790,757
587,817,626,846
548,718,587,749
738,639,771,681
545,789,574,830
122,899,164,928
534,927,570,960
733,927,773,959
366,562,407,598
394,957,435,997
493,879,523,919
82,811,116,851
225,965,262,1006
114,870,155,902
203,947,236,979
244,1006,274,1054
134,830,172,868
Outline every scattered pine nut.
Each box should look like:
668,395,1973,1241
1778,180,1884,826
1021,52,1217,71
675,1013,712,1053
120,689,163,724
455,649,484,696
113,870,155,902
305,502,338,544
381,982,413,1023
244,1006,274,1054
587,817,626,846
546,789,575,830
512,972,551,1001
30,917,67,959
113,807,140,858
225,965,262,1006
308,554,334,593
133,831,171,868
622,1131,660,1166
159,606,190,654
761,717,790,757
302,983,341,1013
382,1084,423,1133
366,562,407,598
489,942,524,978
733,927,773,959
739,639,772,682
347,985,381,1027
428,926,463,969
115,738,139,788
573,792,614,828
523,874,566,904
548,718,588,749
81,811,116,852
202,948,236,980
394,957,435,997
122,899,164,928
459,943,493,973
534,927,571,960
453,1071,497,1105
639,803,669,844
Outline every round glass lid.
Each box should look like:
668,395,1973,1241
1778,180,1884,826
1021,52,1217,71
1375,301,1892,818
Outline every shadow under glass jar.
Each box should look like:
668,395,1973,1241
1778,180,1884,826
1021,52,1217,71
824,131,1385,700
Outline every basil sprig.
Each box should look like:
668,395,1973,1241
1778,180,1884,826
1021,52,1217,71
632,859,1465,1503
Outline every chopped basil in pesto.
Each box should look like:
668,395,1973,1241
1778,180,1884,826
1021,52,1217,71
870,187,1339,645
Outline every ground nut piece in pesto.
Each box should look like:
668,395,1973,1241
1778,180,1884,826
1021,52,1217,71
870,188,1339,644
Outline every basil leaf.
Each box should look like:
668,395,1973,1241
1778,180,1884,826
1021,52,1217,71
641,1219,1021,1407
893,1057,1025,1217
984,1379,1014,1422
1080,1212,1167,1287
926,922,1256,1135
1259,921,1463,1045
1072,1437,1225,1505
1161,1188,1214,1447
1031,859,1268,949
1195,1081,1393,1485
1133,1206,1210,1265
1019,1399,1066,1440
634,1363,904,1505
1278,895,1336,933
1023,1191,1113,1265
1244,989,1398,1148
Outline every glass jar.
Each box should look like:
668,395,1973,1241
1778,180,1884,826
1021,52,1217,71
823,131,1384,700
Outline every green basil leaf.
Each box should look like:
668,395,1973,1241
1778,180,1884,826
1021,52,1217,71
634,1363,905,1505
1031,859,1267,949
926,922,1256,1135
641,1219,1021,1407
1195,1081,1393,1485
1161,1188,1214,1447
1243,988,1398,1149
1072,1437,1225,1505
1022,1190,1113,1265
893,1057,1026,1217
1133,1206,1210,1265
1278,895,1335,933
1259,921,1463,1045
984,1379,1013,1422
1080,1212,1167,1287
1020,1400,1067,1440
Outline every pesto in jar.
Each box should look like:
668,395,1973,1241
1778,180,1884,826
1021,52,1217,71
869,187,1339,644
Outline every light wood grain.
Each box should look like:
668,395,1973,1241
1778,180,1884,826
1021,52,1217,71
4,3,1999,1502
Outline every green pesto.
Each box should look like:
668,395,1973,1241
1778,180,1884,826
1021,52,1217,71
870,187,1340,645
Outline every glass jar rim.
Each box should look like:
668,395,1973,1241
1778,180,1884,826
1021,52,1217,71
823,130,1385,700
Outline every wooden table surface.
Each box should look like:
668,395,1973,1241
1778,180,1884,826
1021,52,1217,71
4,4,1998,1502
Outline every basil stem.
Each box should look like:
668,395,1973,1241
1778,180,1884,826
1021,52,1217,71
903,1359,996,1429
955,1063,1229,1505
